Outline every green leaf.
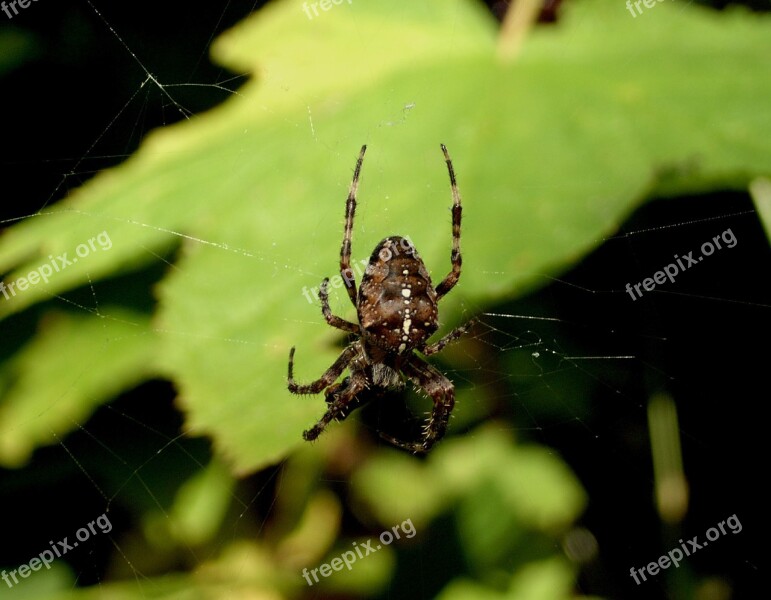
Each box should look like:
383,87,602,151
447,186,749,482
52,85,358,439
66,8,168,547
352,425,586,544
750,177,771,242
0,309,157,466
1,0,770,472
350,449,448,527
436,558,582,600
143,458,235,548
504,557,582,600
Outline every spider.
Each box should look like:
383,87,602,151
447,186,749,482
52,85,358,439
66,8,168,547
287,144,474,453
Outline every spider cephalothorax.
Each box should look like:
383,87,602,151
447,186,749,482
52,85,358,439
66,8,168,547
288,145,474,453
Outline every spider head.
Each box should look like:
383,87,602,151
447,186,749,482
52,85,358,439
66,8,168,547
357,236,439,356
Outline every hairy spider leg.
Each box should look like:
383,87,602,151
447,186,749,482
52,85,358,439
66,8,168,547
302,367,369,441
319,276,359,333
419,318,476,356
379,353,455,454
435,144,463,300
340,145,367,308
287,344,359,395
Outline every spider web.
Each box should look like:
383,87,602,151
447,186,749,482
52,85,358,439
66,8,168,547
0,2,767,599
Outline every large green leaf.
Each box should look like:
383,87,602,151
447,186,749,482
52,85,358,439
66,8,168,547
0,0,769,473
0,309,156,465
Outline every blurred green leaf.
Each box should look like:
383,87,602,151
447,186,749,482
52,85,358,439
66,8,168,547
308,538,396,596
350,449,447,527
504,557,583,600
436,579,503,600
0,28,40,75
436,558,585,600
143,458,235,548
0,308,156,466
750,177,771,242
353,426,586,593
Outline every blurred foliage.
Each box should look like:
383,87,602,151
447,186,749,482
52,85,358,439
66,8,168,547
8,427,589,599
0,28,40,76
0,309,157,465
0,0,770,598
750,176,771,241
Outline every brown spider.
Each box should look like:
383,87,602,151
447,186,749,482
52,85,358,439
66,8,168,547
288,144,474,453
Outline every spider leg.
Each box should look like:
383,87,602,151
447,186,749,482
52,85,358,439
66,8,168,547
319,277,359,333
303,370,368,441
435,144,463,301
287,343,359,394
419,318,477,356
340,145,367,308
379,354,455,454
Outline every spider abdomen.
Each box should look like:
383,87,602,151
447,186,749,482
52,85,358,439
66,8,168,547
357,236,439,355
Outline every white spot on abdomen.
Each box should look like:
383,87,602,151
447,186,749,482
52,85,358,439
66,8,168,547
403,318,412,334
